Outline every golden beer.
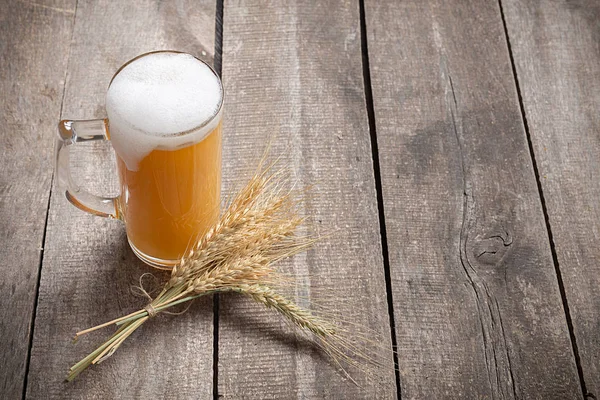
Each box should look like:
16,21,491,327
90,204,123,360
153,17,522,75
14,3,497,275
57,51,222,268
106,51,223,267
116,121,222,265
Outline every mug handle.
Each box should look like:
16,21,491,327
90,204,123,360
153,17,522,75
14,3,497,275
55,119,120,219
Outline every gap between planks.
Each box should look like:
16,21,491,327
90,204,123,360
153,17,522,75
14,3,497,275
21,1,79,398
22,176,54,400
359,0,402,398
497,0,588,398
213,0,224,398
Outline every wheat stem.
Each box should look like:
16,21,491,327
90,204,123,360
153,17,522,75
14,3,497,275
74,310,144,337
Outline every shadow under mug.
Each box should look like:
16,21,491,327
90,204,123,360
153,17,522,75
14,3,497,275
55,51,223,270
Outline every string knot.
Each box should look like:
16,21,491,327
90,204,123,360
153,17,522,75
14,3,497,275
144,303,157,318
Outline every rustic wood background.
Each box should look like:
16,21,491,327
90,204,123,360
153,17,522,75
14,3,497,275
1,0,598,399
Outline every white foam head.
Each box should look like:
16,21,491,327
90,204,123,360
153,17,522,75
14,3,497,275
106,52,223,170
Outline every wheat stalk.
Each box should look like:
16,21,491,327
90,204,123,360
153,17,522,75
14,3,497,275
67,159,394,384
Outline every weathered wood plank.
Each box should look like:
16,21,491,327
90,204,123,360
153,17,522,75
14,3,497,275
218,0,396,398
25,1,217,398
365,0,581,398
0,1,76,398
502,1,600,397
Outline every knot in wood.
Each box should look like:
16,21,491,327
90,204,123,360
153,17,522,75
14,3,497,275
472,229,513,265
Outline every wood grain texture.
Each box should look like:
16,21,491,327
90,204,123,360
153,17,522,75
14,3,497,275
0,0,76,398
218,0,396,398
364,0,581,398
25,1,217,398
502,1,600,398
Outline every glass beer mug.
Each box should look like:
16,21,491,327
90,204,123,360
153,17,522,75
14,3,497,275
55,51,223,269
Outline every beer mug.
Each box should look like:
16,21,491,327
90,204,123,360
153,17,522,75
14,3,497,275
55,51,223,269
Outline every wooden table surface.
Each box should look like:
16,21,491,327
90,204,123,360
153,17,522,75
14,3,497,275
1,0,599,399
